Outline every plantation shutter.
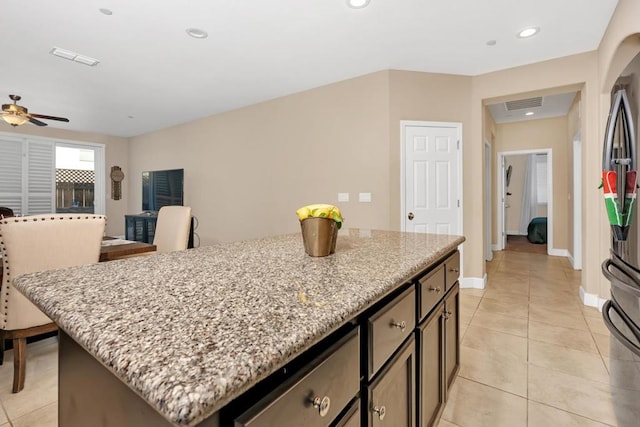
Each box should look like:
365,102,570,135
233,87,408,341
0,137,54,215
26,139,55,214
0,136,24,215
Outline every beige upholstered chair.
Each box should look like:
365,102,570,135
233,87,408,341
0,214,106,392
153,206,192,253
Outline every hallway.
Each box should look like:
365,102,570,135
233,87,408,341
439,250,621,426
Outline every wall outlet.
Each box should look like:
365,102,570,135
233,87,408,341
338,192,349,202
359,192,372,202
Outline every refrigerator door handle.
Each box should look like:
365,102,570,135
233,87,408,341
602,259,640,297
603,299,640,357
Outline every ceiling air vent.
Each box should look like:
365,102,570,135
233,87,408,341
505,97,543,111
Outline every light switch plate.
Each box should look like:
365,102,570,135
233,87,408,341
359,192,372,202
338,192,349,202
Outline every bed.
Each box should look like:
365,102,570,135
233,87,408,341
527,217,547,244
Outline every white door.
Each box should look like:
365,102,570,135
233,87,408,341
402,123,461,235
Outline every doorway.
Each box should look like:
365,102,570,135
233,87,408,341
497,149,553,254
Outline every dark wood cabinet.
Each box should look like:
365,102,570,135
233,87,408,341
444,283,460,397
417,304,445,427
367,337,415,427
125,213,194,248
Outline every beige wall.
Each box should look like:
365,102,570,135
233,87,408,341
495,117,570,249
0,125,128,236
387,70,472,232
566,93,581,259
128,71,391,246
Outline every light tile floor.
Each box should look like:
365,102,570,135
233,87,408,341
0,250,625,426
439,249,622,427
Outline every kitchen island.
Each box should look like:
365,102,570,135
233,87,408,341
14,229,464,427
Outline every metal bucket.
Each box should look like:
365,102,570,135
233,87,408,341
300,217,338,257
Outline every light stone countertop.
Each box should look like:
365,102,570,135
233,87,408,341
13,229,464,427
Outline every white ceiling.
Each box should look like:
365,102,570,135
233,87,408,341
487,92,578,124
0,0,618,137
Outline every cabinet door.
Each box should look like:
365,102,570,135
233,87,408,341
367,337,415,427
334,399,360,427
418,304,444,427
444,283,460,397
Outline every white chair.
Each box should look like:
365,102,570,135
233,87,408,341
153,206,192,253
0,214,106,392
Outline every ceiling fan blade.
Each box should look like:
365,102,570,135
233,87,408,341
29,117,48,126
30,113,69,122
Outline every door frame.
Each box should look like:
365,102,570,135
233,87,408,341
572,131,582,269
484,139,493,261
497,148,553,254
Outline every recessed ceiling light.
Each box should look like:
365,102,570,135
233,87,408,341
186,28,208,39
525,111,535,116
347,0,370,9
517,27,539,38
486,40,497,46
99,8,113,16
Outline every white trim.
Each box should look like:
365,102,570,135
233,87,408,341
548,248,569,257
580,287,606,311
497,149,554,254
507,230,527,236
568,252,575,268
491,244,500,251
460,275,487,289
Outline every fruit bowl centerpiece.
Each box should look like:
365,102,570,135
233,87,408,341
296,204,343,257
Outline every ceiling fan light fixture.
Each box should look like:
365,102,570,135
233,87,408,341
2,114,29,126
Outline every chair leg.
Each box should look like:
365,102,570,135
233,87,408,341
12,338,26,393
0,331,4,365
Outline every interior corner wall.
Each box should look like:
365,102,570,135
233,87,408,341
495,117,569,250
0,125,129,236
127,71,392,246
567,92,582,260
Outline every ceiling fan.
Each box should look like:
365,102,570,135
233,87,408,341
1,94,69,127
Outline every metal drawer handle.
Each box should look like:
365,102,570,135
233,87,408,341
391,320,407,331
311,396,331,417
372,405,386,420
449,268,459,273
428,286,441,293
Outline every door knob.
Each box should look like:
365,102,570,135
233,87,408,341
408,212,414,220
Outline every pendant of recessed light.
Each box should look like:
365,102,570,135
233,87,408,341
347,0,370,9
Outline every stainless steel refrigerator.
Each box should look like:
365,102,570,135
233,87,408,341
601,84,640,426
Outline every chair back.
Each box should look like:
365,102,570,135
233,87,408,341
153,206,192,253
0,207,14,218
0,214,106,330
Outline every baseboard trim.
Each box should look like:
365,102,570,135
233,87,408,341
491,244,500,251
460,275,487,290
507,231,527,236
579,287,607,311
548,248,569,257
568,252,575,268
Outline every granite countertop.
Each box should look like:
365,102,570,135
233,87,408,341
14,229,464,427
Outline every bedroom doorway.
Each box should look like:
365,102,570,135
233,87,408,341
497,149,553,255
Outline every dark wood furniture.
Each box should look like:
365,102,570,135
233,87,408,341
125,213,194,248
99,240,156,262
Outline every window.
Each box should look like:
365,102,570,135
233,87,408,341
535,154,548,205
0,134,105,216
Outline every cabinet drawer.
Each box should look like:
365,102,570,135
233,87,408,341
335,398,360,427
418,265,445,321
235,328,360,427
368,286,415,379
444,252,460,291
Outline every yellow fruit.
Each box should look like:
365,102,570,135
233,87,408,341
296,207,311,220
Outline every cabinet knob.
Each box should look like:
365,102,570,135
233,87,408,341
449,267,459,273
390,320,407,331
372,405,386,420
428,286,441,293
442,312,450,320
311,396,331,417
